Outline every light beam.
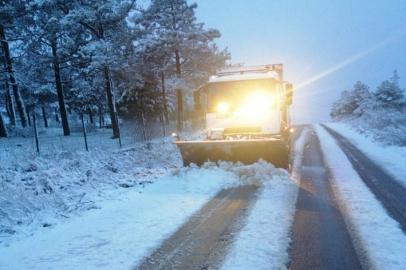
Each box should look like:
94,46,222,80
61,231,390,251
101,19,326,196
295,30,406,91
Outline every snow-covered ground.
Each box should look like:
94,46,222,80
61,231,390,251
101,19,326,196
0,123,405,269
0,127,309,270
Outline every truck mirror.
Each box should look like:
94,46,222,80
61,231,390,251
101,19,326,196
285,83,293,105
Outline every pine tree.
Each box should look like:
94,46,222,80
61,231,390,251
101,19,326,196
330,74,406,146
65,0,139,138
391,70,400,86
330,81,370,120
351,81,371,117
374,80,405,110
330,90,354,120
1,45,16,125
24,0,77,135
138,0,227,77
0,0,29,128
134,0,229,121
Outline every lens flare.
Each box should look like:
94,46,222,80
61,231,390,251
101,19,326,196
238,92,275,117
295,30,406,91
216,102,229,113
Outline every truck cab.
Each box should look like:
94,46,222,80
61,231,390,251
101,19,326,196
199,64,292,140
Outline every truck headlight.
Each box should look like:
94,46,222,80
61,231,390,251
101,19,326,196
240,93,275,115
217,102,229,113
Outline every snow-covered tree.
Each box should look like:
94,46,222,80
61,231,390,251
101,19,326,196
135,37,175,123
133,0,230,122
137,0,221,77
0,0,29,128
330,81,370,120
374,80,405,110
23,0,89,135
63,0,140,138
331,75,406,146
1,46,16,125
391,70,400,86
350,81,371,117
330,90,353,120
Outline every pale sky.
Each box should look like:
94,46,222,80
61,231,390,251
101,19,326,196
191,0,406,124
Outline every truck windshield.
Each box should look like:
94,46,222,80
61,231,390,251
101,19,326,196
206,78,277,113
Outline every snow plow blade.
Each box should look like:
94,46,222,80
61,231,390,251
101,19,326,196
173,139,289,169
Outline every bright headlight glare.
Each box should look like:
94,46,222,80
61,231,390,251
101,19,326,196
240,93,274,115
217,103,229,113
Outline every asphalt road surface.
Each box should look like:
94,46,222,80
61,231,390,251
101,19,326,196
288,129,362,270
321,124,406,231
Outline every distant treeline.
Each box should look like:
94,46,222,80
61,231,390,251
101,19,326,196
330,71,406,146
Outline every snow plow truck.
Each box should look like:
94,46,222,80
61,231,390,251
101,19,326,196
173,64,293,169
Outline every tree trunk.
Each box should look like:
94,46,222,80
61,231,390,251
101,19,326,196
175,49,181,78
33,113,39,154
88,108,93,124
51,39,70,136
103,65,119,138
177,88,183,131
0,24,28,128
161,71,170,124
27,110,31,126
4,75,15,126
5,89,16,125
5,94,10,118
141,110,148,143
42,105,48,128
0,113,8,138
99,106,102,128
55,107,59,122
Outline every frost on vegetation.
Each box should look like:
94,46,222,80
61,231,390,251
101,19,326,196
330,79,406,146
0,136,179,240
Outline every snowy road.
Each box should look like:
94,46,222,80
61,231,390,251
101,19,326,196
289,130,361,270
135,185,258,270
